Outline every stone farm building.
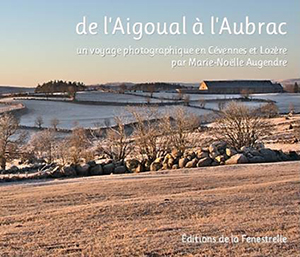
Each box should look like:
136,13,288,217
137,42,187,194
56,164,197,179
199,80,284,94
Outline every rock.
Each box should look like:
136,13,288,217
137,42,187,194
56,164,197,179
172,164,179,169
75,164,90,176
103,163,115,175
163,154,174,169
209,141,227,154
95,159,112,165
125,159,140,173
209,151,220,159
196,150,209,159
274,150,289,161
87,160,96,167
288,151,300,160
114,165,127,174
259,148,278,162
171,148,182,159
185,158,198,168
240,146,250,152
215,155,226,164
178,158,188,168
143,160,152,171
162,163,169,170
153,157,164,163
211,161,219,166
8,166,19,173
225,154,248,165
184,151,196,160
226,148,237,157
89,164,103,175
135,164,144,173
197,157,212,167
49,166,62,178
62,165,77,177
248,156,265,163
241,147,260,157
150,162,162,171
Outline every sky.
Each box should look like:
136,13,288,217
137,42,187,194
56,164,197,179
0,0,299,87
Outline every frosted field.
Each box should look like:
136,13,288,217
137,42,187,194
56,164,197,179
135,92,242,101
191,101,264,111
17,100,212,129
136,92,300,113
15,92,299,129
251,93,300,113
76,91,172,103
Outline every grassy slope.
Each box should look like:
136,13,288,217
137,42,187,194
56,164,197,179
0,162,299,256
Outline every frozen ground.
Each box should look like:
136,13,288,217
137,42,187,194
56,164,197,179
16,100,212,129
76,91,172,103
13,92,300,129
136,92,300,113
0,161,299,256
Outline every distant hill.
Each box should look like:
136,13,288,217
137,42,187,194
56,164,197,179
35,80,85,94
132,82,182,92
279,78,300,86
0,86,34,95
278,78,300,93
88,82,183,92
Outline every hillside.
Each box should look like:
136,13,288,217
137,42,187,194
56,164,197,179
0,86,34,95
0,162,299,256
35,81,85,94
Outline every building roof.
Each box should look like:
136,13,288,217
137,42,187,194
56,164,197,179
203,80,281,88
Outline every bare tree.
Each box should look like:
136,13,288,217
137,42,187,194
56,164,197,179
29,129,56,163
161,107,200,154
97,116,132,162
56,139,69,165
240,89,251,99
183,95,190,106
67,86,77,101
119,83,127,94
147,84,155,98
177,89,183,100
104,118,111,128
215,102,269,149
129,107,160,162
50,118,60,131
146,97,151,104
218,101,226,111
257,102,279,118
35,116,44,129
67,127,92,164
0,113,19,170
289,103,295,115
199,98,206,108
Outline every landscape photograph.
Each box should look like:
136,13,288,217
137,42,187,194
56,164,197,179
0,0,299,256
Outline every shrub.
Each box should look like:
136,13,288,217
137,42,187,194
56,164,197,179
0,113,21,170
215,102,269,149
29,129,56,163
97,117,132,162
66,127,92,164
129,107,161,162
161,107,200,154
257,102,279,118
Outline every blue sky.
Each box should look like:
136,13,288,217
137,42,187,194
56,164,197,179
0,0,299,86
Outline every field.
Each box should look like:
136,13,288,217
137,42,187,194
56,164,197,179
14,99,212,129
0,161,299,256
9,92,300,129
